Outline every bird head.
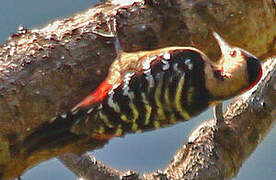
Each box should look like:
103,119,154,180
206,32,262,100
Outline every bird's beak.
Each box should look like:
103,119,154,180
213,32,231,57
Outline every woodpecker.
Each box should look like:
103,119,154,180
65,32,262,138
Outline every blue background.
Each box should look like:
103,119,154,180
0,1,275,179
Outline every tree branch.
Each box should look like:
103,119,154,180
59,153,139,180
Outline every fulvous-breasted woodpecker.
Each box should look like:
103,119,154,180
57,32,262,139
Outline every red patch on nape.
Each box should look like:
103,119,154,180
72,81,112,111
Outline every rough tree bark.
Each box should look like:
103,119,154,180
0,0,275,179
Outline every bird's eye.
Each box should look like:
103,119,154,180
230,50,237,57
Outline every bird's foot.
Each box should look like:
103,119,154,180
213,103,224,122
